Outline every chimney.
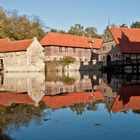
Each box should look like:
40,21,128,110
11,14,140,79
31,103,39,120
33,37,38,41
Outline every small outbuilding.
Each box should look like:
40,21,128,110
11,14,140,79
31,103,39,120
0,37,45,72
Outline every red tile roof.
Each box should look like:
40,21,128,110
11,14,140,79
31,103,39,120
0,38,33,52
40,32,102,49
42,91,104,109
110,27,140,53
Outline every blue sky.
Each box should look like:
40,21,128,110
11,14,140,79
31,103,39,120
0,0,139,34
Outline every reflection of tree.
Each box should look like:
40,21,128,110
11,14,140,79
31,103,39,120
133,110,140,114
87,102,98,111
69,103,86,115
0,129,13,140
60,76,75,85
69,102,99,115
46,72,75,85
0,101,46,132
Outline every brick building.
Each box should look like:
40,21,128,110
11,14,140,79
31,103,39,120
40,32,102,62
0,37,45,72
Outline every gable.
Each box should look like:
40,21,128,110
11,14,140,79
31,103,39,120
103,29,114,43
110,27,140,53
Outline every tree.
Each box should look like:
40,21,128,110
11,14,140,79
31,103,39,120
85,27,97,37
50,28,66,34
85,26,101,38
0,7,46,40
131,22,140,28
119,24,128,28
67,24,85,36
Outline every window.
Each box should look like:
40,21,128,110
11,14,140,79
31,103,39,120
107,34,110,40
73,48,76,53
65,47,68,52
113,54,115,58
59,47,62,52
103,46,106,50
111,45,113,50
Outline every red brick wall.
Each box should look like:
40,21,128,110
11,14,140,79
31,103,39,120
44,46,91,61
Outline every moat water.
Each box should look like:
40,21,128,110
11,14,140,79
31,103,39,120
0,72,140,140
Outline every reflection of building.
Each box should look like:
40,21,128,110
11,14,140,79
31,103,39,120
99,73,140,113
0,73,45,106
0,38,45,72
40,32,102,62
98,74,119,111
112,85,140,113
45,72,98,96
99,27,140,68
0,72,102,108
42,91,104,109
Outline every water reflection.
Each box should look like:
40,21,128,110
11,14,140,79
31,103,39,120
1,72,140,113
99,73,140,113
0,72,140,139
0,73,45,106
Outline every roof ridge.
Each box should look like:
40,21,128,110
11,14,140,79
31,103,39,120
11,38,33,43
48,32,101,40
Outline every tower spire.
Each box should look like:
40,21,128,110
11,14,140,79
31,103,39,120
108,18,111,29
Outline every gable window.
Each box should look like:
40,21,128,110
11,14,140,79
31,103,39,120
107,34,110,40
111,45,113,50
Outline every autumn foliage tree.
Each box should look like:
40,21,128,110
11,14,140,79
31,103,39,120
67,24,101,38
0,7,45,40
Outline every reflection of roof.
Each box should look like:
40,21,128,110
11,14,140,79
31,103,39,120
112,95,140,113
0,92,34,106
42,91,104,109
40,32,102,49
119,85,140,96
112,85,140,112
0,38,33,52
110,27,140,53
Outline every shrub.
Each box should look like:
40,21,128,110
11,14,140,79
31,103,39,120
61,56,75,66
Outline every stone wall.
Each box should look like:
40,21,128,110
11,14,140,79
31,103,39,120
27,38,45,72
44,45,104,71
0,51,28,72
